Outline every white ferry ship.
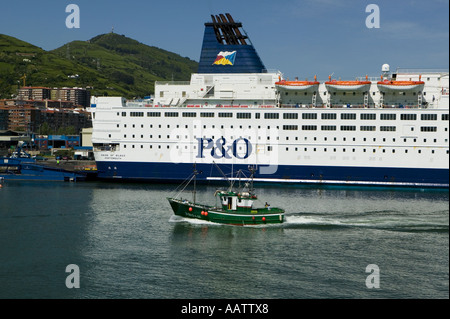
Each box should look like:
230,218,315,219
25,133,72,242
91,14,449,188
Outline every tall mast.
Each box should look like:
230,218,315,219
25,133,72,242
193,163,198,204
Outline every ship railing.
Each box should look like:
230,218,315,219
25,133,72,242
155,81,191,86
395,68,449,75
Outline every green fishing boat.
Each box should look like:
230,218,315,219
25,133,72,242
168,165,285,226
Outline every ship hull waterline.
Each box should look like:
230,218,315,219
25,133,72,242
95,161,449,188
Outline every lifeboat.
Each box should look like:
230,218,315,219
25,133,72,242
275,80,320,91
377,79,425,91
275,75,320,91
325,76,371,91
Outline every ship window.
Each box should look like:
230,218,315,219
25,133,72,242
265,113,279,119
421,114,437,121
442,114,449,121
283,125,298,130
360,113,376,120
237,113,251,119
360,126,376,131
122,112,126,117
340,125,356,131
147,112,161,117
268,146,272,151
321,113,337,120
302,125,317,131
182,112,196,117
420,126,437,132
302,113,317,120
401,114,417,120
130,112,144,117
165,112,179,117
321,125,337,131
283,113,298,119
219,112,233,118
380,126,396,132
200,112,214,118
341,113,356,120
380,114,396,120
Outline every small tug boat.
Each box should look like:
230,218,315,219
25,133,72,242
167,166,285,225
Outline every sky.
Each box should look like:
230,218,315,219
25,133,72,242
0,0,448,81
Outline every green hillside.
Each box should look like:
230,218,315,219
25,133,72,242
0,33,198,99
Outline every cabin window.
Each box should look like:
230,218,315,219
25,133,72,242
302,125,317,131
219,112,233,118
421,114,437,121
380,114,396,120
340,125,356,131
321,113,337,120
237,113,251,119
401,114,417,121
420,126,437,132
361,113,376,120
264,113,279,119
302,113,317,120
341,113,357,120
283,113,298,119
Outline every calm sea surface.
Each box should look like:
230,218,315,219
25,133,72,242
0,181,448,299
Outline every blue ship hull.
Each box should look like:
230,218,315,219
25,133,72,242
95,161,449,188
1,158,86,182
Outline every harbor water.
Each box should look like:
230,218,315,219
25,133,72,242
0,181,448,299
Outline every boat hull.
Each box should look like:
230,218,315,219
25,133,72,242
168,198,284,225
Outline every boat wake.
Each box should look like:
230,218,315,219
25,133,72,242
283,212,449,233
169,211,448,232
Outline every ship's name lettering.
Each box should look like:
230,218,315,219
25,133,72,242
196,137,252,159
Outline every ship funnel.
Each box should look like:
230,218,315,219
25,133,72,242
198,14,266,74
